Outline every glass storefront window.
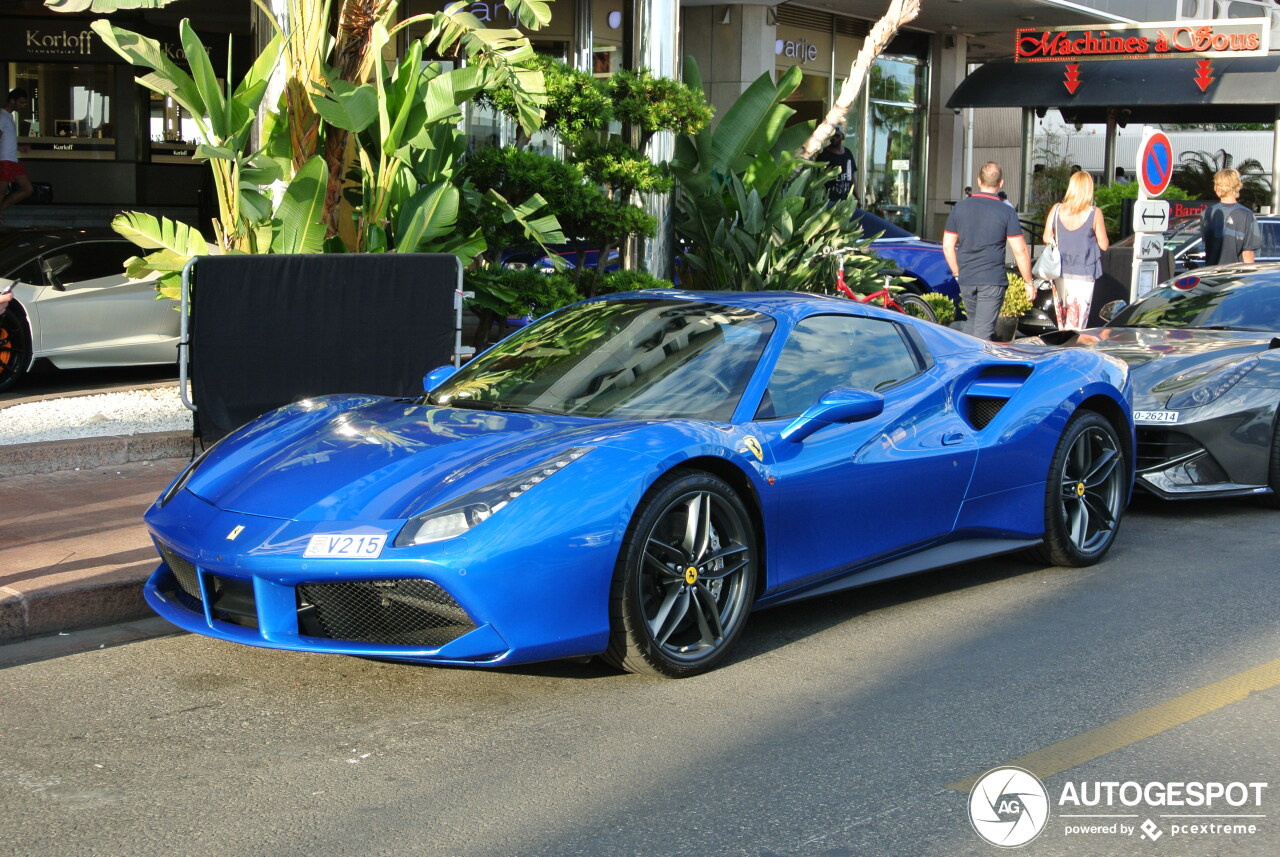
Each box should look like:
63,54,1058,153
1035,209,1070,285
461,42,566,157
780,72,828,127
869,58,926,105
9,62,116,160
150,91,201,163
865,56,927,235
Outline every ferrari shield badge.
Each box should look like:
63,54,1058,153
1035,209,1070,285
226,525,245,541
743,436,764,462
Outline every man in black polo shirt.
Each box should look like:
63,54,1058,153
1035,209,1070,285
942,162,1034,340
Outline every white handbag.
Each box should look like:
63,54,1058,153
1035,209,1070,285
1033,208,1062,280
1033,243,1061,280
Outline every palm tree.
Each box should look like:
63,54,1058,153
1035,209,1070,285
1173,149,1271,209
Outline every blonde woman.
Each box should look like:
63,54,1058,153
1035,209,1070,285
1043,171,1109,330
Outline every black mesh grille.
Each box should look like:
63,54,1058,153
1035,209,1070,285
1136,429,1204,472
967,396,1006,430
296,579,475,648
157,542,202,602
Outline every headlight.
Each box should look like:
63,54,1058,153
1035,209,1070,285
158,438,224,507
396,447,593,546
1164,357,1258,410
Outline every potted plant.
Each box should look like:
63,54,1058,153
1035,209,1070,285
997,273,1034,341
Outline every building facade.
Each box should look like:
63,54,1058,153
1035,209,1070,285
5,0,1270,241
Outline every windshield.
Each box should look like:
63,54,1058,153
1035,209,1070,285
1117,217,1201,256
430,298,776,420
1107,273,1280,331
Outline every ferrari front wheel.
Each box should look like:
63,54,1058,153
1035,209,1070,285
604,471,758,678
0,305,32,393
1259,414,1280,509
1035,410,1127,567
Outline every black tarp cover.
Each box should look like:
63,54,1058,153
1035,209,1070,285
189,254,459,443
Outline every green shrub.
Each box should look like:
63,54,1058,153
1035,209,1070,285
1093,181,1193,242
596,270,673,294
466,268,582,320
921,291,956,327
1002,273,1033,317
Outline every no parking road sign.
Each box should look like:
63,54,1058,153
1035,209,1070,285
1138,130,1174,197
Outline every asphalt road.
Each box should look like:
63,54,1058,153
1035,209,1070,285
2,496,1277,857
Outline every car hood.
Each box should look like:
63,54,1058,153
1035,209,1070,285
183,395,653,521
1069,327,1277,406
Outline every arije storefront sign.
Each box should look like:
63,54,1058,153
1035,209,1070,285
1016,19,1269,62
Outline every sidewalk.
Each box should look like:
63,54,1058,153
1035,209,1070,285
0,441,188,643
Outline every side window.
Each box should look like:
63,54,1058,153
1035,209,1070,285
55,242,135,284
10,258,42,285
1260,222,1280,260
756,314,923,420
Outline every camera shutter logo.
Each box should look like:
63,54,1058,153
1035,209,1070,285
968,766,1051,847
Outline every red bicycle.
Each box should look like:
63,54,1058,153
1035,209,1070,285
831,250,937,323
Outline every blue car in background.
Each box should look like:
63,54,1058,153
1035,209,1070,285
852,209,960,302
501,210,961,303
144,291,1133,677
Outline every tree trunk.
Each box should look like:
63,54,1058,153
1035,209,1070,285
796,0,922,160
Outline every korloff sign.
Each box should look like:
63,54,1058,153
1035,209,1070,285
1016,19,1269,62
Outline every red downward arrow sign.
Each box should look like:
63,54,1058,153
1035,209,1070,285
1064,64,1081,95
1194,60,1213,92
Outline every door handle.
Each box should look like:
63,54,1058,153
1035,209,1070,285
941,431,967,446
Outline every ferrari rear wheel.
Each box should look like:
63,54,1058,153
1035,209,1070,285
1034,410,1127,567
0,305,32,393
604,471,758,678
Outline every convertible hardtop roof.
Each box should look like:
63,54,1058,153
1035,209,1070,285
0,227,124,274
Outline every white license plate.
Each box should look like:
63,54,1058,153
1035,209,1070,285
304,534,387,558
1134,410,1180,424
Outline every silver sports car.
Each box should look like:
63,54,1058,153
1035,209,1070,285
0,228,174,392
1032,264,1280,504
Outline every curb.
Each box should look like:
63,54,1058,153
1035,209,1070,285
0,576,155,644
0,430,194,478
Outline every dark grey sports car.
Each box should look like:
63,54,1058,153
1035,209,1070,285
1031,264,1280,504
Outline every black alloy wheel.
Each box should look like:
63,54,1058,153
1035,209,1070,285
1035,410,1127,567
0,305,32,393
604,471,758,678
1260,411,1280,509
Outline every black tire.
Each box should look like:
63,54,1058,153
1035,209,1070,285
603,471,758,677
1258,412,1280,509
1033,410,1127,567
895,292,937,323
0,305,32,393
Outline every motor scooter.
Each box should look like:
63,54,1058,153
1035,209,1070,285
1017,277,1057,337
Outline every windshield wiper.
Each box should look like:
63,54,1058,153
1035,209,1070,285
437,398,560,415
1198,325,1267,332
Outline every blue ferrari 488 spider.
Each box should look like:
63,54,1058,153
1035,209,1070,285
145,291,1134,677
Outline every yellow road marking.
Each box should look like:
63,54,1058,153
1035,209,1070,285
947,657,1280,793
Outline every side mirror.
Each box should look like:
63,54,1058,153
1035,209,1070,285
781,387,885,443
422,365,458,393
40,254,72,291
1098,300,1127,322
